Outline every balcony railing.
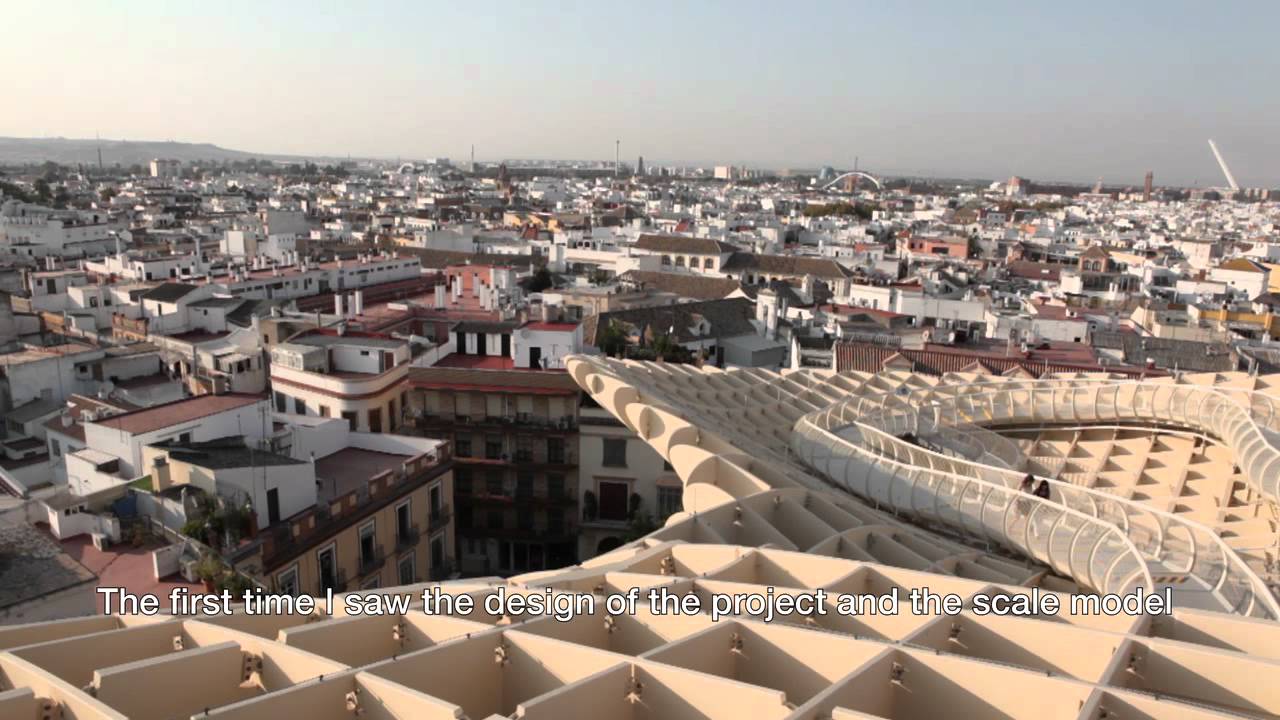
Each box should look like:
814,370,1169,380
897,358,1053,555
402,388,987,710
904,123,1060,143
396,524,420,551
416,413,578,433
317,569,348,595
259,442,452,569
358,544,386,576
428,504,452,533
429,561,456,582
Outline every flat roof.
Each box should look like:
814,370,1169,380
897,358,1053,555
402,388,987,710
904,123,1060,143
314,447,410,504
89,393,264,435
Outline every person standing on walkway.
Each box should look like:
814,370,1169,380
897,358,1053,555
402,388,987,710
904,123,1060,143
1033,478,1051,502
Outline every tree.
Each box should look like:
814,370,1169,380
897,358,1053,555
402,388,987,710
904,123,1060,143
650,332,693,363
0,181,34,203
99,187,118,203
33,178,51,203
598,320,628,357
527,267,554,293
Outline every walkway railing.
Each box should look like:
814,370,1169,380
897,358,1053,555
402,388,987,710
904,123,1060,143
814,376,1280,619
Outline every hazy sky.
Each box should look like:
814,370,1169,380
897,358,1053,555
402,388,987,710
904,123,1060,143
5,1,1278,186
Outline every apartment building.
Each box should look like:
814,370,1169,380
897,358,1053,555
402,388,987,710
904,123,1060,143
269,329,411,433
231,424,455,595
407,366,580,575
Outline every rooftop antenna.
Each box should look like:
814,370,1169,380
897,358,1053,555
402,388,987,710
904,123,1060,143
1207,139,1240,192
615,139,620,178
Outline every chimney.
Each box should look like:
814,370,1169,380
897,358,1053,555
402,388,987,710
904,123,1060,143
354,290,364,315
334,294,344,317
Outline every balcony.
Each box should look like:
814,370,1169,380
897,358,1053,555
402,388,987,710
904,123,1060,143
457,522,578,543
455,489,577,508
428,561,456,582
428,504,452,533
414,413,578,434
358,544,386,576
396,524,420,551
453,449,577,469
317,570,348,595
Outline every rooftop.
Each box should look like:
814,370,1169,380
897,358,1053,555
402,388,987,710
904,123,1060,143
141,281,200,303
314,447,412,504
89,392,264,435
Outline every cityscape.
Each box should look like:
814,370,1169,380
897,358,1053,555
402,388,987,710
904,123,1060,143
1,3,1280,719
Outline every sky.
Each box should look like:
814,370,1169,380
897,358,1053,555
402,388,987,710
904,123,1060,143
4,1,1278,186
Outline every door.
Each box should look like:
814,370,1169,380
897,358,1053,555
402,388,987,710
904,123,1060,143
455,331,466,354
500,333,511,359
368,407,383,433
528,346,542,369
267,488,281,525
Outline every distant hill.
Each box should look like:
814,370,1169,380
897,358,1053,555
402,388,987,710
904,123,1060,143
0,137,321,167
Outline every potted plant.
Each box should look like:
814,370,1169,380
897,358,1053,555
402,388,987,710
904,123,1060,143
196,552,224,593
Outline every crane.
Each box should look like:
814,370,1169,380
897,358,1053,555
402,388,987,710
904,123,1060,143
1208,139,1240,192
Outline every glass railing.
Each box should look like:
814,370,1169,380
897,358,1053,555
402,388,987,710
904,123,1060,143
789,411,1152,597
811,376,1280,619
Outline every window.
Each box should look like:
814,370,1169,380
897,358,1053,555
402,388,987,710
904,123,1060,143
658,486,682,520
342,411,357,430
662,459,674,472
396,500,413,544
317,545,337,593
485,435,503,460
50,439,61,457
455,437,471,457
319,405,329,418
516,472,533,499
361,576,381,590
515,435,533,462
293,397,305,415
358,521,377,569
277,565,300,596
487,509,503,530
455,468,472,495
517,507,533,531
597,480,629,522
397,552,415,585
428,483,442,520
602,438,627,468
274,392,287,412
547,437,565,464
486,471,503,495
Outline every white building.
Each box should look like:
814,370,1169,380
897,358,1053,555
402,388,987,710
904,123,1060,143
270,330,411,433
72,393,271,493
150,158,181,179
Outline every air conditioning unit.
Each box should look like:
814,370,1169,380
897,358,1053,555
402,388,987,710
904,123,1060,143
91,533,110,552
180,559,199,583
